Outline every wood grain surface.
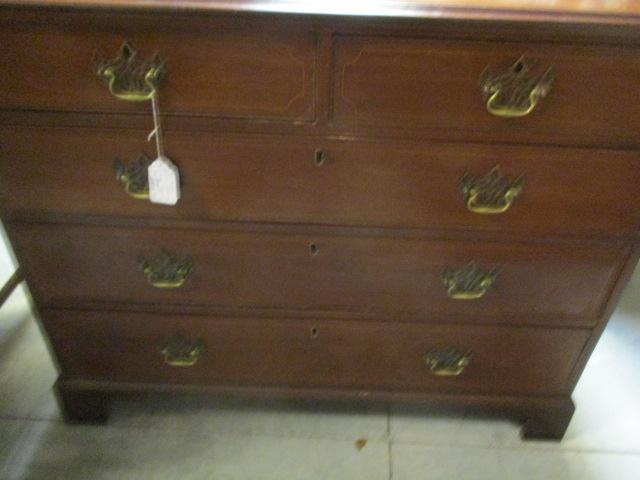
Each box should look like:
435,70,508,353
42,308,591,396
2,2,638,439
2,0,640,24
0,21,316,121
333,36,640,146
3,127,640,236
7,222,629,326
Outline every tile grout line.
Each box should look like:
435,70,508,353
0,414,66,427
6,412,640,458
386,437,640,456
387,440,394,480
387,404,393,480
0,417,50,480
0,410,396,444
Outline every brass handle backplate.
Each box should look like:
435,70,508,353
114,154,151,200
139,250,193,288
480,56,554,118
425,347,473,376
96,41,165,102
442,262,496,300
461,166,524,215
159,334,204,367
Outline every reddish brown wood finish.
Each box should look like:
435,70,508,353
0,21,316,122
56,376,577,439
520,398,576,440
0,268,22,307
2,127,640,237
54,377,108,424
8,222,629,326
3,0,640,25
41,309,590,396
1,8,640,147
2,2,639,441
333,37,640,146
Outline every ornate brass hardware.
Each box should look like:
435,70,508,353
424,347,473,376
139,250,193,288
159,335,204,367
461,166,524,214
442,262,496,300
96,41,165,102
113,154,151,200
480,56,554,118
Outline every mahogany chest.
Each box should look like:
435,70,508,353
2,0,640,440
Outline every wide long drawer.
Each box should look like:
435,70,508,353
3,126,640,237
8,223,628,326
41,309,591,396
0,14,316,122
333,36,640,146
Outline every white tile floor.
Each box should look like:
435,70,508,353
1,228,640,479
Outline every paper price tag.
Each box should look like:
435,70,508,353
148,156,181,205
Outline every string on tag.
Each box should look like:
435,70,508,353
146,89,181,206
148,91,165,158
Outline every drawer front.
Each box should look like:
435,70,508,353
42,309,590,396
334,36,640,146
0,19,316,122
9,223,627,326
3,127,640,237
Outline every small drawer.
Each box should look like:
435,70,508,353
0,16,316,122
42,309,590,396
8,222,629,326
3,126,640,237
333,36,640,146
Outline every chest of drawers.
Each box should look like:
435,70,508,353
2,0,640,440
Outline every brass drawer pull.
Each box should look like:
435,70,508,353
96,41,165,102
480,56,554,118
139,250,193,289
461,166,523,215
159,334,204,367
425,347,473,376
113,154,151,200
442,262,496,300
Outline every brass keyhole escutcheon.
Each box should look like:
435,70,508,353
310,326,319,338
309,242,319,256
314,150,328,167
513,59,525,73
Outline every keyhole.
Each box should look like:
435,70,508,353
514,60,525,73
314,150,328,167
310,326,319,338
309,243,319,256
121,42,133,59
